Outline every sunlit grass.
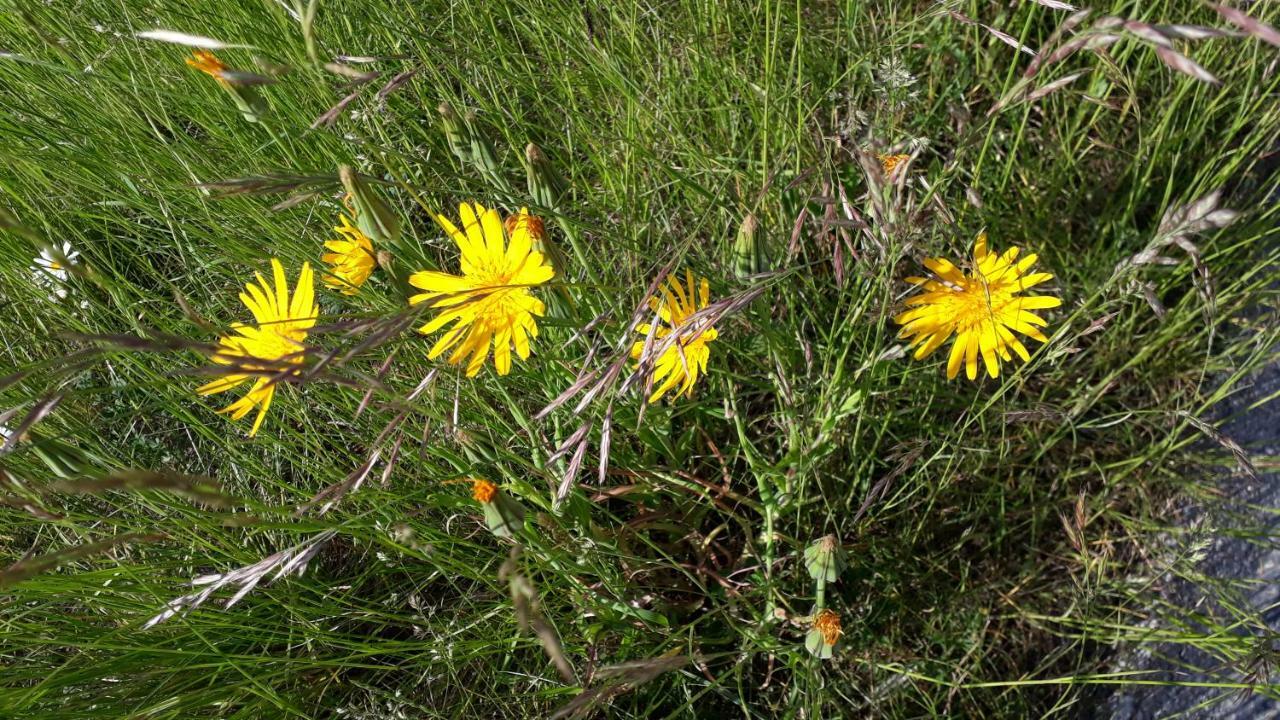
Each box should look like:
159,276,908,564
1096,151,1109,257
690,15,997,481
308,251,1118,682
1,1,1278,718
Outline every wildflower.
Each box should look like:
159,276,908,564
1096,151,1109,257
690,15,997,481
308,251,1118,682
471,478,498,504
503,209,545,252
895,233,1060,380
878,153,910,177
185,50,229,85
321,214,375,294
631,270,718,403
408,202,555,377
196,259,316,436
469,478,524,538
805,608,842,659
32,242,79,300
184,50,267,122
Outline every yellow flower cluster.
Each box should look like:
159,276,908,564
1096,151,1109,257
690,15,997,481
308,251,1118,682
183,59,1060,439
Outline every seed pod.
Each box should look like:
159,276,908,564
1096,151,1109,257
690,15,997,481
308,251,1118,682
338,165,401,245
732,212,768,279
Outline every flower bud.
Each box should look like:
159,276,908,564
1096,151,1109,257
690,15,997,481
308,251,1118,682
437,102,473,164
732,212,768,279
803,534,846,582
338,165,401,245
375,249,395,272
464,109,503,185
525,143,568,210
186,51,267,123
504,210,563,268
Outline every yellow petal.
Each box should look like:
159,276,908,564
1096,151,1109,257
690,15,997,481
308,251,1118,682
480,205,505,259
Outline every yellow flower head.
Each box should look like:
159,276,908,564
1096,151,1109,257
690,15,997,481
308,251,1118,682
878,153,910,176
895,233,1060,380
185,50,229,85
196,259,317,436
322,214,375,295
813,608,842,647
408,202,555,377
631,270,718,403
471,478,498,504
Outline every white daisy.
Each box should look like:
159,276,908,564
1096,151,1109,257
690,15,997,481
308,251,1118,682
32,241,79,299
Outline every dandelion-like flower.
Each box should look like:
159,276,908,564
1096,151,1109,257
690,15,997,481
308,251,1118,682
631,270,718,403
805,608,843,659
408,202,554,377
503,210,545,248
878,153,910,177
196,259,317,436
895,233,1060,380
471,478,498,504
814,609,842,645
32,242,80,300
185,50,229,85
321,214,375,294
469,478,524,538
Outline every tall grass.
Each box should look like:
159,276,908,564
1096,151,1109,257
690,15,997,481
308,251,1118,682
1,0,1278,717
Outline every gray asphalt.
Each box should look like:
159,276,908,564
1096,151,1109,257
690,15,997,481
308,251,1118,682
1100,355,1280,719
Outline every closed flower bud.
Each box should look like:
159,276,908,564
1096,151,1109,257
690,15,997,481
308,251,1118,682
375,249,395,272
525,143,568,210
464,109,503,184
732,212,768,279
803,535,846,583
437,102,473,164
338,165,401,245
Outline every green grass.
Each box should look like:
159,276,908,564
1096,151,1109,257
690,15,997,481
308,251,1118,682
1,0,1279,717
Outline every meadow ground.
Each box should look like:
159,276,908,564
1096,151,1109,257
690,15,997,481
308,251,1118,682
1,1,1279,718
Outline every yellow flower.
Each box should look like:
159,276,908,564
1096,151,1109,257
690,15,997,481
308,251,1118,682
408,202,555,377
878,153,910,176
471,478,498,504
813,608,842,647
321,214,375,294
631,270,719,403
196,259,317,436
185,50,229,85
895,233,1060,380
